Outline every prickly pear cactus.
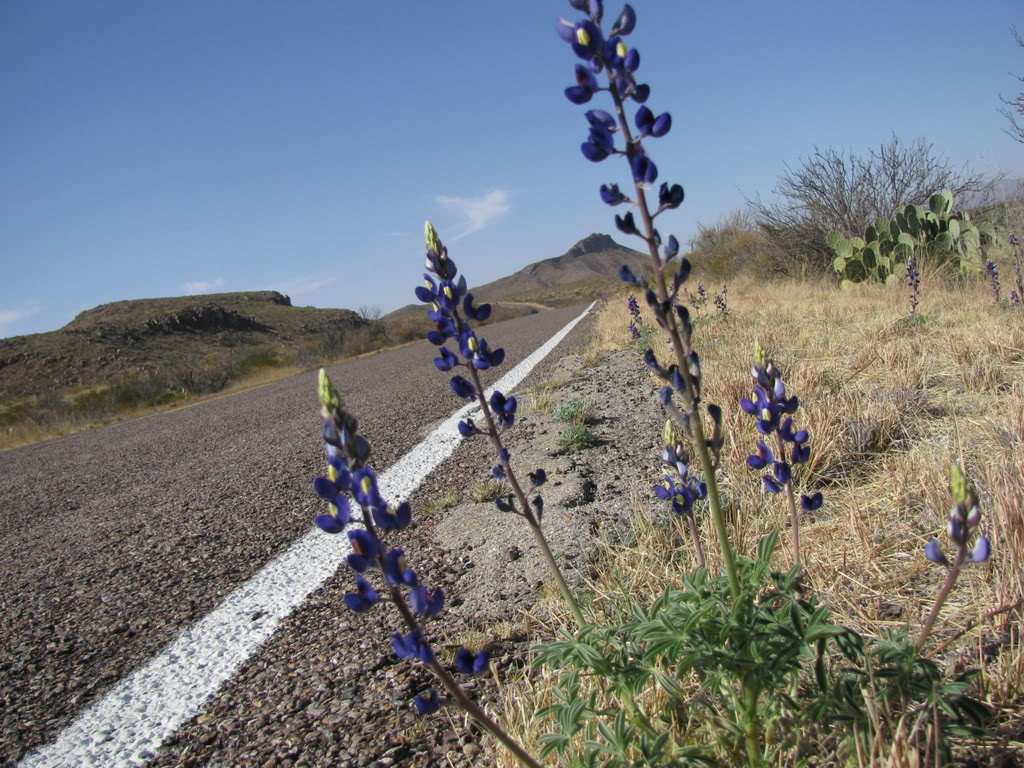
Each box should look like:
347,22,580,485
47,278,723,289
829,189,984,284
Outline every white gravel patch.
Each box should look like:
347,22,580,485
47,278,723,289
18,303,592,768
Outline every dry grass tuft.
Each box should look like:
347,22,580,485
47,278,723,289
495,273,1024,765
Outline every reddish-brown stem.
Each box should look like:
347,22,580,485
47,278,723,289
464,363,586,627
606,82,740,600
773,431,801,568
917,545,967,650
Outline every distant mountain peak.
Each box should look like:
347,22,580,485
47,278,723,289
564,233,620,258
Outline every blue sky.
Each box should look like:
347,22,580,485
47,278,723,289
2,0,1021,338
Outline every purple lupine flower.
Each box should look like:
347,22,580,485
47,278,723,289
392,631,434,664
346,529,378,572
627,293,643,340
343,575,380,613
1011,252,1023,307
409,585,445,617
489,391,518,428
713,289,727,315
382,548,418,587
454,648,490,675
413,689,442,716
450,375,476,400
739,344,820,567
985,261,1001,304
925,463,991,567
371,501,412,531
906,258,920,316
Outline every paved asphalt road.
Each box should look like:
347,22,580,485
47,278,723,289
0,303,593,767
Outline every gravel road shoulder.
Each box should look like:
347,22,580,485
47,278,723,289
141,335,667,768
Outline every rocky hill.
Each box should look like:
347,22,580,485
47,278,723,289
472,233,649,300
0,292,368,399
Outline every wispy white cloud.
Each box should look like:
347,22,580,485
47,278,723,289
0,305,40,336
435,188,510,241
183,278,225,295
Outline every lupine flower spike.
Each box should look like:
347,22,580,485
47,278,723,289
985,260,1001,305
417,222,585,627
906,257,920,317
627,293,642,340
558,0,741,599
713,283,728,315
918,463,991,648
654,419,708,567
739,343,820,567
311,370,542,767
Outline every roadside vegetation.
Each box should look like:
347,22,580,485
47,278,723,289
0,297,543,451
498,264,1023,766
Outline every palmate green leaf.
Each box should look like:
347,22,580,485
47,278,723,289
756,530,780,564
537,732,570,759
652,667,686,699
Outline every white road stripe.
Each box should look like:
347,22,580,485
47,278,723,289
19,303,593,768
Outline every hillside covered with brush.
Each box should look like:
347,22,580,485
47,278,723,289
0,291,369,399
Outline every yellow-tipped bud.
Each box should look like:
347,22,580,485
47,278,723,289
753,341,768,369
361,476,373,495
468,336,478,352
423,278,433,290
663,419,676,447
328,464,338,482
443,285,453,299
425,221,443,256
950,463,975,506
616,41,627,58
576,27,590,46
318,368,342,417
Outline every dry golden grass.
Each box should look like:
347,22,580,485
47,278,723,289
497,274,1024,765
0,363,306,452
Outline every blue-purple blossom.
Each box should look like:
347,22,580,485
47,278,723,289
582,121,616,161
462,293,492,322
800,492,823,512
905,258,920,316
924,463,992,568
634,106,671,138
383,548,418,586
352,468,384,509
565,63,600,104
343,575,379,613
346,529,378,572
609,3,635,35
600,183,628,205
433,347,458,372
986,260,1001,304
658,183,684,211
392,631,434,664
489,391,518,428
371,501,412,531
409,585,445,617
619,264,644,286
413,689,442,715
454,648,490,675
450,375,476,400
615,212,639,235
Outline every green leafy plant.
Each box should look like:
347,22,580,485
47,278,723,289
829,190,992,286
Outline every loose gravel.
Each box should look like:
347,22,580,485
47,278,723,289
0,305,588,767
141,345,665,768
3,305,670,768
